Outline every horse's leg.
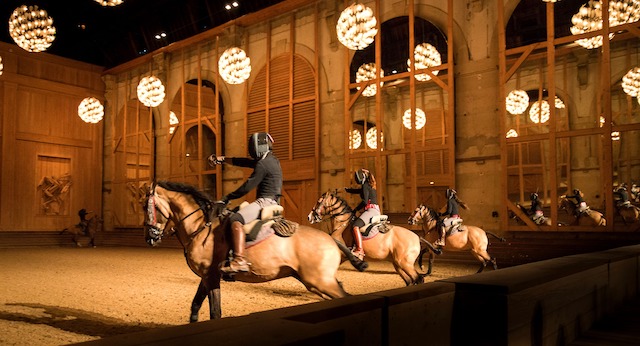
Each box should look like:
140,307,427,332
471,249,492,273
207,288,221,320
427,252,434,275
190,280,208,323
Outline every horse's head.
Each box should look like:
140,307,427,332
407,204,427,225
308,190,333,224
143,183,173,246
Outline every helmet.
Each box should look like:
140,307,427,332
573,189,580,195
248,132,274,159
446,188,457,199
531,193,538,200
354,169,367,184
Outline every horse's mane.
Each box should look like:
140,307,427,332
157,181,213,211
327,191,354,214
421,204,439,221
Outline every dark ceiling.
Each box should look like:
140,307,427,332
0,0,284,69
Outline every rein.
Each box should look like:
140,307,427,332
315,194,353,233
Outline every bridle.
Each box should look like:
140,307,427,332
408,204,437,233
308,192,354,233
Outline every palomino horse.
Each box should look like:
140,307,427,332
559,197,606,226
144,181,361,322
615,203,640,225
60,214,103,247
307,190,440,286
407,204,506,274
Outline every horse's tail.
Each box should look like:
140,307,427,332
415,237,441,276
486,231,506,242
333,239,368,272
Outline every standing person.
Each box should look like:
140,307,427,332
344,168,379,261
529,192,545,224
436,189,462,247
208,132,282,274
565,188,588,218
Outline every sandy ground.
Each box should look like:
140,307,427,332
0,247,478,345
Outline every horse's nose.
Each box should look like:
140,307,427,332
307,212,314,223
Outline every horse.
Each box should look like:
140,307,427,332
407,204,506,274
143,181,365,322
307,190,440,286
559,197,606,226
615,203,640,225
59,215,103,247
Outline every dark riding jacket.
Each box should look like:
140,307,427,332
530,199,543,214
443,197,460,217
345,181,378,211
224,152,283,202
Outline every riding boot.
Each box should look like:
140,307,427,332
352,227,365,261
220,221,250,274
434,226,446,247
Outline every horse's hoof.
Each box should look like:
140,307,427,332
189,315,198,323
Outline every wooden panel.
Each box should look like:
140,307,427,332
269,55,290,104
292,101,315,158
248,67,267,110
268,106,289,158
293,55,315,99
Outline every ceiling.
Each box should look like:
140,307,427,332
0,0,284,69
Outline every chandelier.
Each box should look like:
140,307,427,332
169,111,179,134
95,0,124,6
9,5,56,53
609,0,640,27
402,108,426,130
356,63,384,97
349,129,362,149
408,43,441,82
529,100,550,123
505,89,529,115
622,67,640,97
570,0,616,49
218,47,251,85
336,3,378,50
366,127,383,149
137,76,166,107
506,129,519,138
78,97,104,124
554,96,566,109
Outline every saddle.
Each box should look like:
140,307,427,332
441,218,463,236
239,203,297,241
360,214,392,237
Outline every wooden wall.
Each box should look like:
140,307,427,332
0,41,105,231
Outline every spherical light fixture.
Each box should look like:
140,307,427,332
356,63,383,97
554,96,566,109
78,97,104,124
218,47,251,85
95,0,124,6
505,89,530,115
529,100,550,123
506,129,519,138
9,5,56,53
349,129,362,149
169,111,179,134
622,67,640,97
366,127,383,149
137,76,165,107
570,0,614,49
336,3,378,50
402,108,426,130
609,0,640,27
407,43,441,82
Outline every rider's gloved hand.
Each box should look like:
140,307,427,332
208,155,225,167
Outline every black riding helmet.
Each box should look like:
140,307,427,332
446,188,457,199
531,192,538,200
248,132,274,159
354,169,368,184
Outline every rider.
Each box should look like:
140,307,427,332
208,132,283,274
77,209,91,235
436,189,462,247
529,192,545,224
614,185,631,208
344,168,379,261
565,188,588,219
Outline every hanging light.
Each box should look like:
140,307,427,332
570,0,614,49
599,116,621,140
366,127,383,149
218,47,251,85
505,89,530,115
609,0,640,27
529,100,550,123
349,129,362,149
622,67,640,97
407,43,441,82
0,56,3,76
137,76,165,107
506,129,519,138
336,3,378,50
94,0,124,6
78,97,104,124
554,96,565,109
402,108,426,130
356,63,384,97
169,111,179,134
9,5,56,53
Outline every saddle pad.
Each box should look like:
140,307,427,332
246,225,274,249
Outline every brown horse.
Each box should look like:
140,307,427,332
559,197,606,226
144,181,361,322
60,214,103,247
407,204,506,274
307,190,440,286
615,203,640,225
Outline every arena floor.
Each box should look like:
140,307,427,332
0,247,478,345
